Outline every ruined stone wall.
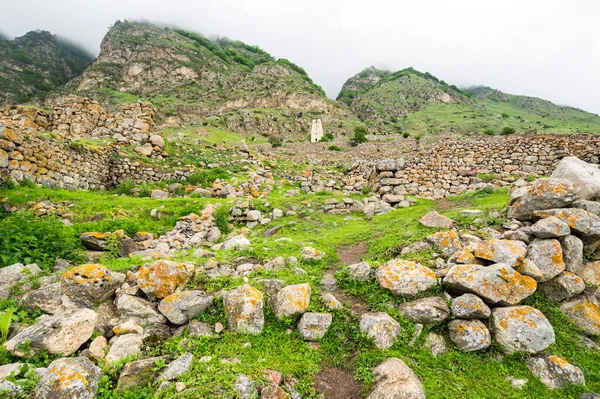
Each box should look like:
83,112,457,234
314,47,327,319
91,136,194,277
368,133,600,198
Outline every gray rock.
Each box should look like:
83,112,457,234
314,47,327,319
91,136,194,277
34,358,101,399
19,283,65,314
271,284,311,320
151,189,169,199
474,239,527,267
223,284,264,335
561,235,584,274
572,200,600,215
261,384,290,398
376,259,437,297
263,257,286,271
348,262,371,281
60,264,125,308
533,208,600,238
96,301,121,337
233,374,257,399
321,274,337,291
531,216,571,238
451,293,491,319
551,156,600,200
223,235,251,251
360,312,401,349
367,357,425,399
507,178,580,220
0,363,24,380
297,312,332,341
419,211,453,228
491,306,555,354
158,352,193,381
0,380,22,395
301,247,326,261
527,238,566,282
158,291,213,325
398,296,450,326
526,354,585,389
448,319,491,352
118,356,167,389
105,334,143,364
0,263,42,299
424,332,448,356
115,294,167,325
4,308,97,357
560,296,600,335
322,293,343,310
401,241,431,255
515,259,545,282
247,210,262,222
427,230,463,257
188,320,213,338
538,272,585,302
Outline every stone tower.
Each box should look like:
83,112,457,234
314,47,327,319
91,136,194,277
310,119,324,142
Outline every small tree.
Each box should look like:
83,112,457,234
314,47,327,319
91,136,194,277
502,126,516,135
350,126,368,147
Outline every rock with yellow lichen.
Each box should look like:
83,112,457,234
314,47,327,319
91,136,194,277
398,296,450,326
451,293,491,319
367,357,426,399
538,271,585,302
297,312,332,341
491,306,555,354
531,216,571,238
359,312,401,350
33,357,101,399
560,296,600,336
4,308,97,357
448,319,491,352
114,294,167,325
80,230,137,257
443,263,536,306
136,259,190,299
533,208,600,238
427,229,462,257
223,284,264,335
507,178,580,221
271,283,311,320
61,264,126,308
158,290,213,325
577,260,600,285
474,238,527,267
301,246,326,261
526,238,566,282
376,259,438,297
551,156,600,201
526,354,585,389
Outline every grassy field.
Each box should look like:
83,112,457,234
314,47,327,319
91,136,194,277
0,182,598,398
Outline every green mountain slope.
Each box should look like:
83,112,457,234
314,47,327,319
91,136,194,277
0,30,93,105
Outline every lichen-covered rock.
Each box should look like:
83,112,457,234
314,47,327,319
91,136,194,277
561,235,584,274
271,283,311,320
33,357,101,399
0,263,42,299
474,239,527,267
118,356,167,389
297,312,332,341
507,178,580,221
348,261,371,281
359,312,401,350
451,293,491,319
427,229,462,257
527,238,566,282
80,231,112,251
223,284,264,335
222,235,251,250
425,332,449,356
115,294,167,325
261,384,290,399
526,355,585,389
157,352,193,381
538,272,585,302
233,374,257,399
158,291,213,325
551,156,600,200
419,211,453,228
398,296,450,326
560,296,600,335
515,258,545,281
61,264,125,308
301,247,326,261
19,282,65,314
531,217,571,238
322,293,343,310
4,308,97,357
448,319,491,352
443,263,536,306
105,334,143,364
491,306,555,354
376,259,437,297
533,208,600,238
577,261,600,286
136,260,190,299
367,357,426,399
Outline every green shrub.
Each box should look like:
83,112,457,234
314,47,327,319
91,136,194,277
327,145,342,151
0,308,15,342
482,128,495,135
116,179,135,195
187,168,230,187
502,126,516,135
320,132,335,143
214,206,231,235
138,184,152,198
477,173,497,183
402,132,410,138
269,136,283,148
350,126,368,147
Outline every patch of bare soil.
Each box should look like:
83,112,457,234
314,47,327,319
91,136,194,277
435,198,469,211
336,242,369,265
315,366,363,399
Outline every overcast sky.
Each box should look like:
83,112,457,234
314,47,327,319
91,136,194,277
3,0,599,113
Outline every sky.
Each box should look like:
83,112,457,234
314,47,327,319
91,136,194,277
3,0,600,114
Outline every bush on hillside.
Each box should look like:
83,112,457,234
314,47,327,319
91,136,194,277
502,126,516,135
350,126,368,147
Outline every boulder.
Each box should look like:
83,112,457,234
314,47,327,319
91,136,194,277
515,259,545,282
113,319,144,335
531,217,571,238
301,247,326,261
572,199,600,215
222,235,251,251
448,319,491,352
89,336,107,362
419,211,453,228
233,374,257,399
367,357,426,399
376,259,437,297
158,352,193,381
0,263,42,299
105,334,143,364
261,384,290,399
136,260,190,299
223,284,264,335
19,283,65,314
427,229,462,257
118,356,167,389
443,263,536,306
527,238,566,282
560,296,600,335
60,264,125,308
491,306,555,354
80,232,111,251
151,189,169,200
359,312,401,350
115,294,167,325
551,157,600,200
322,293,343,310
4,308,97,357
526,355,585,389
33,357,101,399
158,291,213,325
188,320,214,338
561,235,584,274
533,208,600,238
538,272,585,302
577,261,600,285
271,284,311,320
507,178,580,220
297,312,332,341
347,262,371,281
424,332,449,356
474,239,527,267
451,293,491,319
398,296,450,326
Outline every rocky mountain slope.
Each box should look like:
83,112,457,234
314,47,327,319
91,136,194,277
340,68,600,136
0,30,93,105
57,20,360,141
